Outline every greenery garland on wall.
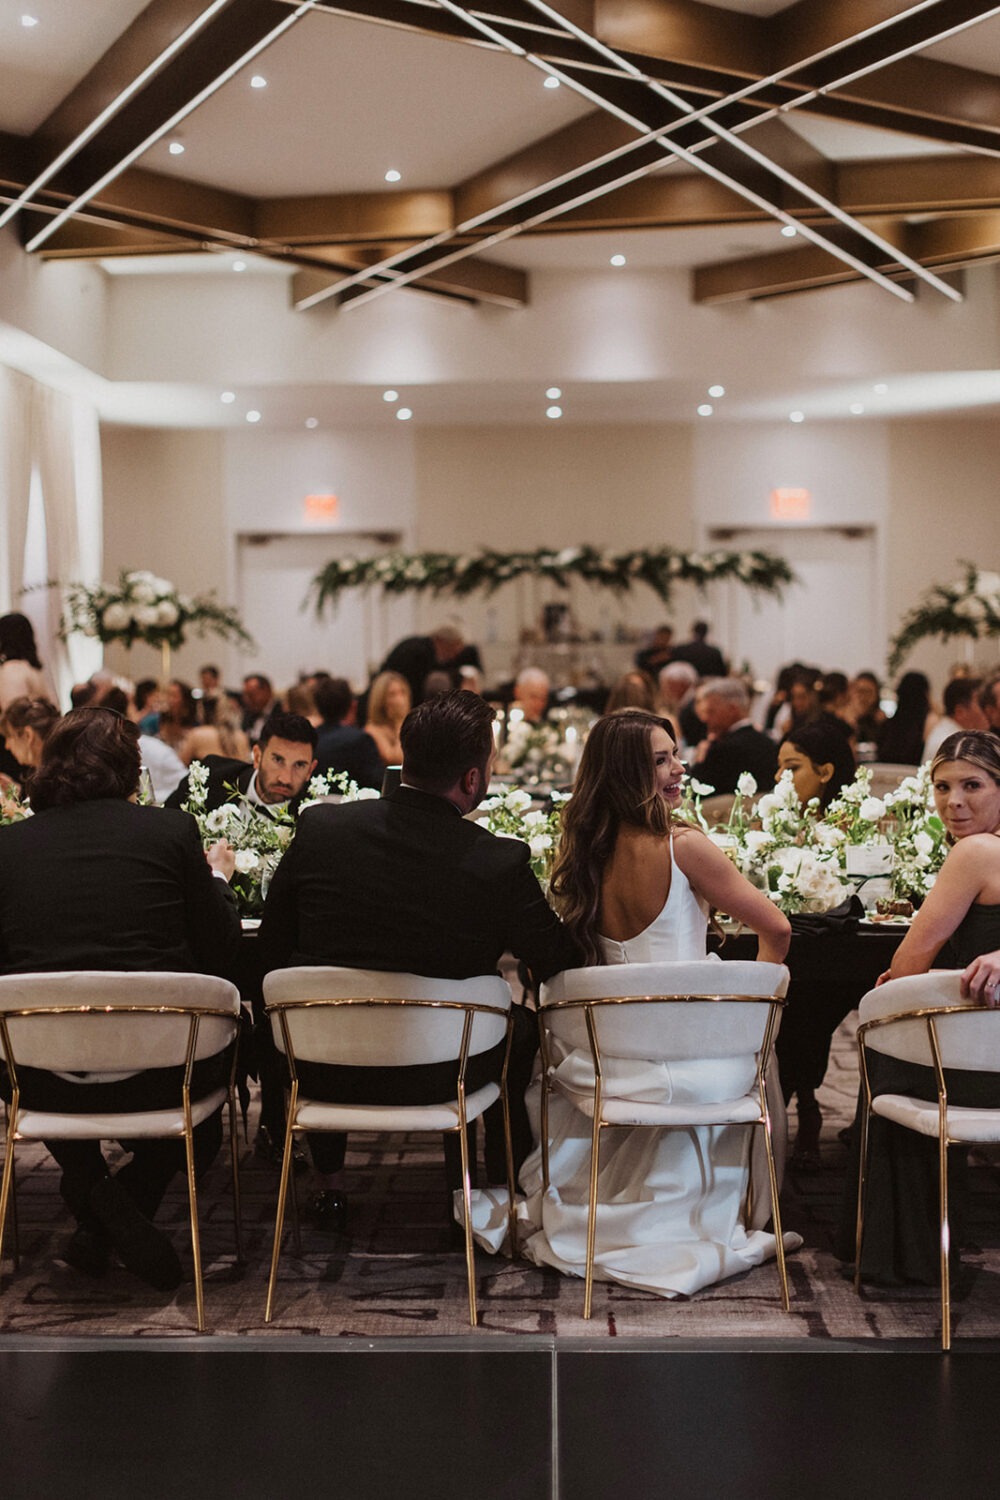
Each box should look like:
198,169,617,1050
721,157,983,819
888,563,1000,674
311,545,794,614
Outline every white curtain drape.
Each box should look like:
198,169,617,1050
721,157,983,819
0,367,103,706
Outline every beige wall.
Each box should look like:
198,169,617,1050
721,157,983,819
887,418,1000,695
101,425,228,684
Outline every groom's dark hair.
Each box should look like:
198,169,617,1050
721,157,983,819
400,689,495,793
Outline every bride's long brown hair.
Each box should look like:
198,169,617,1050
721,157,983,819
550,709,677,965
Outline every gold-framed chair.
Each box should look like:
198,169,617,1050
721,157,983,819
0,970,243,1332
262,967,516,1327
854,971,1000,1350
538,958,791,1319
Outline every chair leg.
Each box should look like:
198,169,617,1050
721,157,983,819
854,1097,872,1295
760,1121,790,1313
457,1098,478,1327
501,1082,518,1260
182,1107,206,1334
265,1084,297,1324
939,1130,951,1352
0,1099,18,1280
228,1089,243,1265
583,1109,602,1321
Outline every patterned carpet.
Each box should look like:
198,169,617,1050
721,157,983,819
3,1016,1000,1343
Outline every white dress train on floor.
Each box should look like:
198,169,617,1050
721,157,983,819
464,835,798,1299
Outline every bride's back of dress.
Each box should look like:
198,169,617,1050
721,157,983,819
598,833,709,965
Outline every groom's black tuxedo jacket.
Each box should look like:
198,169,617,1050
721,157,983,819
257,784,580,984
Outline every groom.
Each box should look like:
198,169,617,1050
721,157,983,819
256,689,581,1227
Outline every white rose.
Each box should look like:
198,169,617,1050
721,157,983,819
131,581,156,605
505,789,533,812
101,603,131,632
814,823,846,847
522,810,547,829
528,833,553,856
858,797,885,822
914,830,935,856
974,570,1000,596
954,595,987,621
756,793,779,818
133,604,159,626
743,830,772,855
156,600,179,626
736,772,757,798
234,849,260,874
149,575,173,596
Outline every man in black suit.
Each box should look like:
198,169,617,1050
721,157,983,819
670,619,727,679
0,708,241,1290
256,689,581,1229
690,677,778,795
379,625,483,705
313,677,383,790
166,711,318,817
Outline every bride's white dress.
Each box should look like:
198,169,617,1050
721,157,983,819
465,836,796,1298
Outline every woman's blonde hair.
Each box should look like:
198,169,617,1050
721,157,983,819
367,671,411,727
549,709,676,965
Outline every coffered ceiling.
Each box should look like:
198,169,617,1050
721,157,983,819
5,0,1000,313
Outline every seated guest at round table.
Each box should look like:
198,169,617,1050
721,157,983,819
166,710,318,816
0,707,241,1289
690,677,778,795
0,695,60,790
772,721,858,1168
363,670,411,767
836,730,1000,1284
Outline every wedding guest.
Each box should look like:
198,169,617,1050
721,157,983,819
0,695,59,784
773,721,858,1168
364,670,411,766
0,706,240,1289
923,676,988,760
876,671,934,766
846,671,885,746
512,667,551,725
256,689,581,1232
604,670,657,715
313,677,383,789
657,660,703,750
158,678,198,759
690,677,778,795
183,697,252,767
980,671,1000,732
241,673,279,743
285,680,323,729
135,678,163,736
633,624,674,679
0,613,50,783
670,619,726,678
99,684,187,805
165,710,318,816
378,625,482,706
836,730,1000,1285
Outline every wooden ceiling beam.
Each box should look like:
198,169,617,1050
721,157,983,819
26,219,203,258
839,154,1000,214
291,253,528,308
693,224,914,303
255,191,454,243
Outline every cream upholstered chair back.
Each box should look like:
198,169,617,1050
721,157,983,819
866,762,921,799
858,971,998,1070
0,971,240,1074
264,967,512,1069
540,960,789,1063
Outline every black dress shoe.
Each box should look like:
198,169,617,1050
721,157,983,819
306,1189,348,1235
62,1225,112,1278
254,1126,308,1174
88,1176,182,1291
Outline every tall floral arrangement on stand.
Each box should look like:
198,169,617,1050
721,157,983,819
61,569,254,679
888,563,1000,672
182,763,377,914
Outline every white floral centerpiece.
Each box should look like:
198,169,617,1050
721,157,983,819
479,786,569,884
182,762,378,914
501,720,575,783
888,562,1000,672
61,569,254,677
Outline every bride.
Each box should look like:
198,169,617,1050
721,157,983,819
515,708,793,1298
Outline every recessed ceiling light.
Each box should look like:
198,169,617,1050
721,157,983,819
781,224,797,238
305,417,319,429
546,405,562,419
250,75,267,89
168,140,185,156
384,169,401,183
21,15,39,27
232,259,246,272
789,410,805,423
873,382,888,394
246,409,261,423
220,390,236,404
849,402,865,415
546,387,561,400
609,254,626,267
708,384,725,399
396,407,413,421
697,404,713,417
383,389,399,403
543,76,560,89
